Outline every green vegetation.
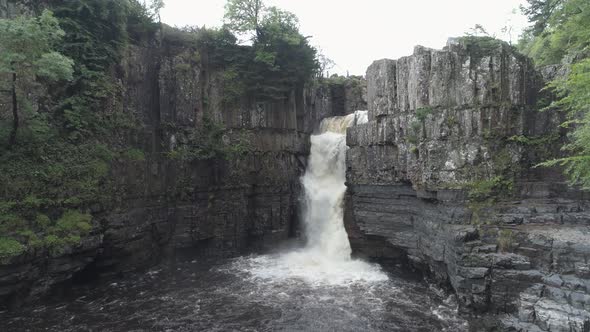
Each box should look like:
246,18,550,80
406,107,434,147
0,0,326,262
167,117,250,162
0,209,92,259
445,114,458,128
122,148,146,162
508,133,560,146
164,0,319,104
224,0,264,37
458,35,507,52
415,107,434,122
464,148,517,228
519,0,589,66
519,0,590,189
407,120,421,145
536,59,590,188
509,133,561,160
0,1,155,260
497,229,515,252
467,176,514,202
0,9,74,147
214,0,318,102
456,36,514,63
0,238,26,262
320,74,365,94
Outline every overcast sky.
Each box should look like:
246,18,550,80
161,0,530,75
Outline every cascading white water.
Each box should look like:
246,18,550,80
241,111,387,285
300,111,368,259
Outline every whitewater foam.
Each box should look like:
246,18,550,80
239,252,388,286
240,110,386,285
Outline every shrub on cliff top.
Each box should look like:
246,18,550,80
455,36,518,64
218,0,319,101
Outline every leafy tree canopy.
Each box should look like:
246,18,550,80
0,9,73,79
521,0,563,36
0,9,74,147
519,0,590,65
0,1,156,259
537,57,590,188
219,0,319,101
224,0,265,38
520,0,590,189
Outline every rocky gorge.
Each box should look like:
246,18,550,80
1,1,590,331
0,1,367,308
345,39,590,331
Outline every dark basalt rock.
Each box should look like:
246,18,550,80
345,39,590,331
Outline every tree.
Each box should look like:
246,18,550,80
521,0,590,188
317,49,335,78
262,6,299,34
0,10,74,148
219,0,319,100
146,0,165,23
519,0,589,65
467,24,490,37
520,0,563,36
224,0,264,39
253,6,318,95
537,58,590,188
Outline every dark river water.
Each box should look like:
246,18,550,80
0,250,469,332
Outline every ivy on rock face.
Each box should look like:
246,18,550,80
0,1,154,260
167,117,248,162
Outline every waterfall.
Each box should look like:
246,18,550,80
318,110,369,134
239,111,386,284
300,111,368,260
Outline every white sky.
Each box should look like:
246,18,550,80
161,0,530,75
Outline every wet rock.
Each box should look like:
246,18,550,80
0,22,350,306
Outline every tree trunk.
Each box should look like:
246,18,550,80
8,72,18,148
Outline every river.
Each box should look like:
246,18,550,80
0,111,469,331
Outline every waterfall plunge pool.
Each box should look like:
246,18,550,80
1,112,469,331
0,253,469,332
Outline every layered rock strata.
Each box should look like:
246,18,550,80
345,39,590,331
0,14,365,306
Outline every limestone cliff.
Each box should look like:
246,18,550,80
345,38,590,331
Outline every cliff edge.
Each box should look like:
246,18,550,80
345,37,590,331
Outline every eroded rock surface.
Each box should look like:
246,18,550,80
345,38,590,331
0,13,365,306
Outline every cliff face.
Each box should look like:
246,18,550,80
0,20,366,306
345,39,590,331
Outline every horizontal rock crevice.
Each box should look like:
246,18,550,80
346,39,590,331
